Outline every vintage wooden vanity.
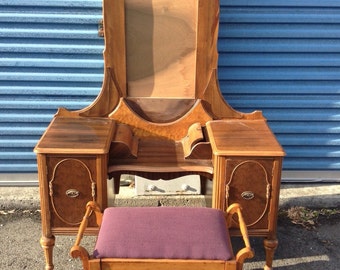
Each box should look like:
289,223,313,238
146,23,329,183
34,0,284,269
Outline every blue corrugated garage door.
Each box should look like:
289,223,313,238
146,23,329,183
0,0,103,175
219,0,340,176
0,0,339,183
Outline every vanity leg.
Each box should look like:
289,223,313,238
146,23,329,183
40,235,55,270
263,238,278,270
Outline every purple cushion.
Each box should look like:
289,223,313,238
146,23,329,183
93,207,233,261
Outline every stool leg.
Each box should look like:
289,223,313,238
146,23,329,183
263,238,278,270
40,235,55,270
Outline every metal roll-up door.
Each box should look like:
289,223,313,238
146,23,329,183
1,0,340,184
219,0,340,180
0,0,103,179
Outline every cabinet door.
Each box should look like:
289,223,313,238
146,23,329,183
225,158,273,229
47,156,97,228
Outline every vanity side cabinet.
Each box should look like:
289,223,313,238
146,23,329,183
206,120,285,270
35,117,115,234
34,117,116,269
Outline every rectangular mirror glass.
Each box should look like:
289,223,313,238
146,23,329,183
125,0,198,98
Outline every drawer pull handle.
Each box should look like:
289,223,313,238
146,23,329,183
66,189,80,198
241,191,255,200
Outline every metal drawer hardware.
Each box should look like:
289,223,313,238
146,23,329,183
66,189,80,198
241,191,255,200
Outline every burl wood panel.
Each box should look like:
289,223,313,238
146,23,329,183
46,156,97,228
226,158,274,230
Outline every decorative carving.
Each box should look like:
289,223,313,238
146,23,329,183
110,124,138,158
98,19,104,37
182,122,212,159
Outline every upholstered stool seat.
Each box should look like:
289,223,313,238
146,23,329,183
93,207,233,261
71,202,253,270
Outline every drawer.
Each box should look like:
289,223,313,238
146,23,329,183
225,158,274,229
46,156,97,228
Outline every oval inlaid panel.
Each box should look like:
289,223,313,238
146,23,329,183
226,160,271,227
49,158,95,226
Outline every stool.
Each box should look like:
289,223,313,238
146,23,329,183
71,202,254,270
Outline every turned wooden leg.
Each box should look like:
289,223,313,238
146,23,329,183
263,238,278,270
40,235,55,270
